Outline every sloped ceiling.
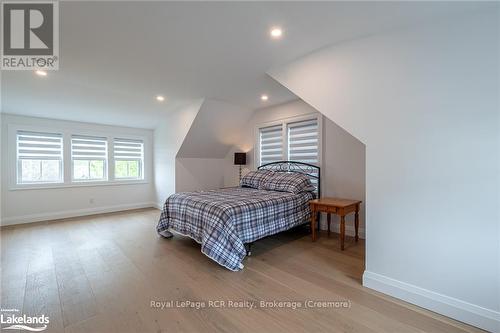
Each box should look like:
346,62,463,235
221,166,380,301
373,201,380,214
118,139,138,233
2,1,488,129
177,99,253,158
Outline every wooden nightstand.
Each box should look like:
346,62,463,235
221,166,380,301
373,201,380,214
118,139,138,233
309,198,362,250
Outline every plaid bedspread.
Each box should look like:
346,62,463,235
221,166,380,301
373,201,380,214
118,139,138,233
157,187,313,271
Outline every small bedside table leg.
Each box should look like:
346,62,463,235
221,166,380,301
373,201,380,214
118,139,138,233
310,208,317,241
340,215,345,250
327,213,331,237
355,206,359,242
317,212,320,232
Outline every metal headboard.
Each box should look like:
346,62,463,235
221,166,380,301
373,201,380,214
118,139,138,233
258,161,321,198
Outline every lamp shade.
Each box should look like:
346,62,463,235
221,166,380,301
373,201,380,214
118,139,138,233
234,152,247,165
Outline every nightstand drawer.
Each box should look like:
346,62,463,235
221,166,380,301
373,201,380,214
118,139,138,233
311,204,338,214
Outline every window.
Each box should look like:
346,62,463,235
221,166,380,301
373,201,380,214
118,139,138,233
113,138,144,179
71,135,107,181
258,115,321,167
259,124,284,166
287,118,319,165
11,125,148,189
17,131,63,184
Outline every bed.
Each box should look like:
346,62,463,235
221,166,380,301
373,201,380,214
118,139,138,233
156,161,320,271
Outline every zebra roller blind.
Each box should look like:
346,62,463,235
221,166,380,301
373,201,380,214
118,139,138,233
71,135,107,160
287,118,319,165
17,131,63,161
71,135,108,181
16,131,63,183
259,124,284,166
113,138,144,179
113,138,144,161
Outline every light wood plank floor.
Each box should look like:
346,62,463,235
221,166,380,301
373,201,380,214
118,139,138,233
1,208,484,333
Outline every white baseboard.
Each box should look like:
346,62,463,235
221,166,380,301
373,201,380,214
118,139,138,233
1,202,156,226
363,271,500,332
154,202,163,210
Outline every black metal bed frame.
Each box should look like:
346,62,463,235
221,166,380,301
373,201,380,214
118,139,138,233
244,161,321,256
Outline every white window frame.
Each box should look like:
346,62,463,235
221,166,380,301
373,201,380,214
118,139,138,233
113,138,144,180
254,113,323,169
7,124,149,190
16,130,64,185
71,135,109,182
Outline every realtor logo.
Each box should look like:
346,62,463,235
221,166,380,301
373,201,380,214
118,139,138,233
1,1,59,70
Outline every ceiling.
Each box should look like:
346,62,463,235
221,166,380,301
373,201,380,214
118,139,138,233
1,1,492,128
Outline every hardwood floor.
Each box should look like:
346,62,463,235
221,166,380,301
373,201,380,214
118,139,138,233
1,208,484,333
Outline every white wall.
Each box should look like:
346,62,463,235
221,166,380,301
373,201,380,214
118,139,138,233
173,99,253,194
223,99,366,236
153,100,202,207
177,99,253,158
1,114,155,225
175,158,225,192
269,10,499,331
323,116,366,236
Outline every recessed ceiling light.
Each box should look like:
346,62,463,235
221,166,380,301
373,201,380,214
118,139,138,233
156,95,165,102
270,27,283,39
261,94,269,101
35,70,47,77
